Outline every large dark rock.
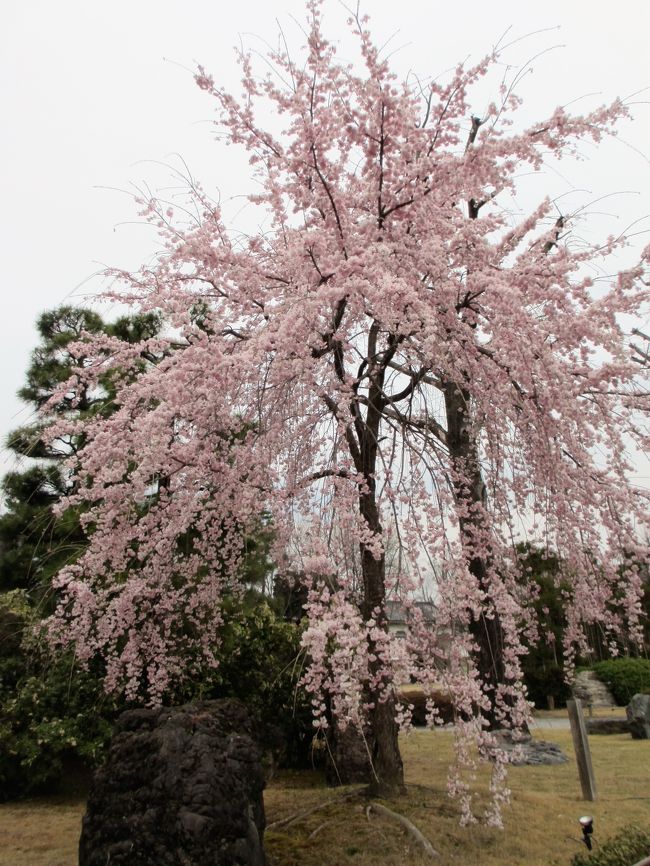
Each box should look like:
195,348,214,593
586,717,631,735
626,693,650,739
79,700,266,866
491,730,568,765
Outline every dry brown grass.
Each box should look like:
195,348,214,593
0,795,85,866
1,728,648,866
266,729,650,866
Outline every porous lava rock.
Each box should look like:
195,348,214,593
78,699,265,866
626,693,650,739
491,730,568,765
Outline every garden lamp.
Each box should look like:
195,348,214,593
579,816,594,850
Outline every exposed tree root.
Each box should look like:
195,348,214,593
307,821,331,840
367,802,440,858
266,790,358,831
268,787,440,859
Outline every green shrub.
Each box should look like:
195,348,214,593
591,658,650,706
0,669,118,799
516,545,573,709
190,599,314,769
0,591,313,799
522,659,573,710
0,591,30,701
571,825,650,866
0,591,120,800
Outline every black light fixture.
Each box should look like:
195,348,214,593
579,816,594,851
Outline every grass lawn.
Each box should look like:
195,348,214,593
0,795,85,866
1,725,648,866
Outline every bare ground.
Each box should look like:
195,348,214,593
1,724,648,866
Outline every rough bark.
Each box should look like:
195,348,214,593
357,476,404,795
354,339,405,795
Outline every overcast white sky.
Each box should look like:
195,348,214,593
1,0,650,484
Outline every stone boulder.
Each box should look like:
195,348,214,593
626,693,650,739
491,730,568,765
586,718,631,735
572,670,616,709
397,688,454,728
79,699,265,866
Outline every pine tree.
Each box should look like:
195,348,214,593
0,306,160,602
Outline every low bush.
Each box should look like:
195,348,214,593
0,590,313,799
0,661,119,800
571,825,650,866
159,596,313,770
0,592,120,800
194,600,314,769
590,658,650,706
522,659,573,710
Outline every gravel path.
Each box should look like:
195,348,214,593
530,718,571,730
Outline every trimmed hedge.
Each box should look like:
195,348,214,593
571,825,650,866
590,658,650,706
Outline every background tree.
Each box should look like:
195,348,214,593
43,2,649,814
516,545,572,710
517,545,650,709
0,305,314,800
0,306,160,798
0,305,161,602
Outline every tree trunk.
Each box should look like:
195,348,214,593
353,340,405,796
325,323,404,793
366,693,403,797
358,488,404,796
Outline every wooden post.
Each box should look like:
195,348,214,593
567,699,597,801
